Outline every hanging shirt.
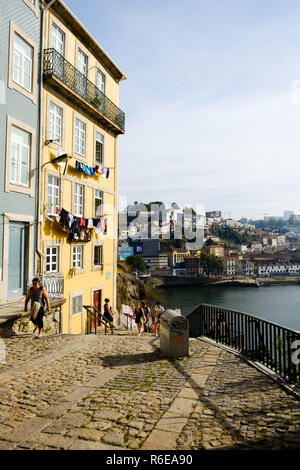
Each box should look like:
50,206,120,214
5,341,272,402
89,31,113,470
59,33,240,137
59,208,69,228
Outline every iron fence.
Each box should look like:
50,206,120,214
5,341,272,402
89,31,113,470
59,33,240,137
186,304,300,385
43,48,125,132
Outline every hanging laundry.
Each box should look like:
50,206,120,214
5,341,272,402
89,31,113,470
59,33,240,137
68,213,74,229
80,227,86,241
71,217,81,239
80,217,86,227
87,218,94,229
59,208,69,228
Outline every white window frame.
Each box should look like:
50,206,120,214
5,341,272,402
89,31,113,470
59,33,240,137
77,48,88,76
74,117,86,157
71,293,83,316
72,245,83,270
95,129,104,165
48,101,63,145
73,183,84,217
5,116,35,197
47,174,60,216
51,23,65,56
96,69,105,94
45,246,59,273
94,189,103,218
10,125,30,187
92,243,103,271
8,23,38,103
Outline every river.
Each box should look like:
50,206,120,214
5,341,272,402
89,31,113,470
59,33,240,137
156,284,300,331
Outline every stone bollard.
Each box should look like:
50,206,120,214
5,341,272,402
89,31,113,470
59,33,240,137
160,310,189,358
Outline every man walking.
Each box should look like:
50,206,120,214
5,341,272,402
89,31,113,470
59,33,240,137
24,278,51,338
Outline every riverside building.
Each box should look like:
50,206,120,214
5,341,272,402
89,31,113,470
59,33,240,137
40,0,125,333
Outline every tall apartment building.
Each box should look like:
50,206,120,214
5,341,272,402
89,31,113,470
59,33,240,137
0,0,40,302
40,0,126,333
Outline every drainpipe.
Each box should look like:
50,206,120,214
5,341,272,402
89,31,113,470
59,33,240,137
36,0,56,276
113,135,119,317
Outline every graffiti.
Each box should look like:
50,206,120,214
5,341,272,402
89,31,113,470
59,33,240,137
170,335,188,346
0,339,6,365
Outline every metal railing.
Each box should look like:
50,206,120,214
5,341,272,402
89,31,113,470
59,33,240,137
43,48,125,132
27,274,64,300
83,305,115,335
187,304,300,385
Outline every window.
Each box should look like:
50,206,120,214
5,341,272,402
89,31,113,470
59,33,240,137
47,175,60,215
75,118,86,156
77,49,87,76
51,24,65,56
46,246,58,273
49,102,63,144
13,34,33,92
94,190,103,217
10,126,30,187
72,294,83,316
94,245,103,267
95,131,104,164
74,183,84,217
72,245,83,269
97,69,105,94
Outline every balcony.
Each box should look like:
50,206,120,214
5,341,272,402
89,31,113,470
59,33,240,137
43,48,125,135
27,274,64,301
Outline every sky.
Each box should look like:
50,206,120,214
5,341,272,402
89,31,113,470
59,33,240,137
65,0,300,219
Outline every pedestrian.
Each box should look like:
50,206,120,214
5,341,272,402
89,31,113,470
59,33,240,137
103,298,114,323
133,301,145,336
154,301,164,337
103,298,114,334
143,301,151,333
24,278,51,338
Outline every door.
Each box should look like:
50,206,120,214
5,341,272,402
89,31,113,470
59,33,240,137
7,222,26,299
93,289,102,328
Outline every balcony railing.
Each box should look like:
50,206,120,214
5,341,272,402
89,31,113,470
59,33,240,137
27,274,64,300
187,304,300,385
43,48,125,133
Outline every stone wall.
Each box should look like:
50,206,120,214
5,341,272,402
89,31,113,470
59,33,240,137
12,305,62,336
0,299,65,338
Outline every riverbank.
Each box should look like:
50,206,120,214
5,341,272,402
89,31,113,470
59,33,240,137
150,274,300,288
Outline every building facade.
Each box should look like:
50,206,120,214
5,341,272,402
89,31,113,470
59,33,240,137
0,0,40,302
40,1,125,333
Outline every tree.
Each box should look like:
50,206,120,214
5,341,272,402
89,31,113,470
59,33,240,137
125,255,147,272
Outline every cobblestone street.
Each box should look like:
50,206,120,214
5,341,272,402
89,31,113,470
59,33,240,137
0,332,299,450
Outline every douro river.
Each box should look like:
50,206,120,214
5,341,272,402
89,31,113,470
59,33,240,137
157,284,300,331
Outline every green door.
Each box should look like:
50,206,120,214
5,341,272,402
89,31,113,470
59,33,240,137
7,222,26,299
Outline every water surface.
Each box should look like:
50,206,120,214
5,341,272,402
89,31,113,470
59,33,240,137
157,284,300,331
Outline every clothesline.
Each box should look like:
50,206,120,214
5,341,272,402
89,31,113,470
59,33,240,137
57,207,107,241
75,160,110,179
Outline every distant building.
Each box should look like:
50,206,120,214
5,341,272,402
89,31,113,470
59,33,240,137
118,242,134,261
184,256,201,275
284,210,294,221
207,245,225,257
144,255,168,270
206,211,221,218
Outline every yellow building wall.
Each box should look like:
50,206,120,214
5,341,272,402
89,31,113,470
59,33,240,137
41,9,121,334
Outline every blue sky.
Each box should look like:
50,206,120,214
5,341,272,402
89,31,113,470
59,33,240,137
65,0,300,219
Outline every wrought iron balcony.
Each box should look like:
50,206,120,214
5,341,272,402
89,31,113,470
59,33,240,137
43,48,125,134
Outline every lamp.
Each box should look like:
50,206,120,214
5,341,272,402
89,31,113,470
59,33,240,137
41,153,73,175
